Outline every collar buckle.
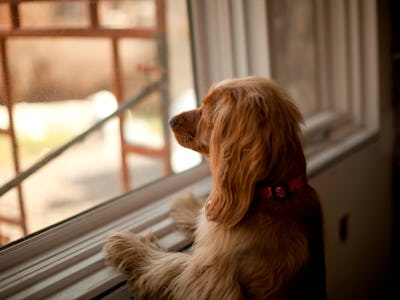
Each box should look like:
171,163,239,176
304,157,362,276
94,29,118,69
256,174,307,201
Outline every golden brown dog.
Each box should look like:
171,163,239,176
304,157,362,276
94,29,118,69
104,76,326,299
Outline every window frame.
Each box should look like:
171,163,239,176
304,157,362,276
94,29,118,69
0,0,380,298
190,0,379,172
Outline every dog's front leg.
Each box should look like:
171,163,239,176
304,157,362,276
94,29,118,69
104,231,244,299
170,193,204,239
104,231,152,278
104,231,190,298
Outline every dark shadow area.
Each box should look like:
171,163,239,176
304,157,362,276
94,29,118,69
391,0,400,297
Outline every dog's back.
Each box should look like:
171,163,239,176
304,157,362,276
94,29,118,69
226,185,326,299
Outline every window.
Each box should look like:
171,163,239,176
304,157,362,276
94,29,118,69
0,0,199,246
0,0,379,298
190,0,379,172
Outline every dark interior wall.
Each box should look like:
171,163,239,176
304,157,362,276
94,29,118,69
390,0,400,296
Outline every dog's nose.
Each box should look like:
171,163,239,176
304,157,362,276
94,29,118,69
169,117,178,128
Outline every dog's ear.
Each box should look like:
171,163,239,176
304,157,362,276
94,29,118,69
205,82,303,228
206,89,270,228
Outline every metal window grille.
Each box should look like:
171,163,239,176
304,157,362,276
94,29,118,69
0,0,171,243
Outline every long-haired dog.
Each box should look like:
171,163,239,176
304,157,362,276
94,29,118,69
104,76,326,299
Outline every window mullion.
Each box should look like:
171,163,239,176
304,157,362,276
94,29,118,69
215,0,235,79
231,0,249,77
246,0,271,77
315,0,331,112
360,0,379,131
329,0,349,115
347,0,363,125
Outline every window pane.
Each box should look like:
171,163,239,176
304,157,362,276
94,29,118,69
0,0,197,246
267,0,319,117
9,38,112,103
0,4,11,29
99,0,156,28
20,1,88,28
0,135,13,186
0,188,21,244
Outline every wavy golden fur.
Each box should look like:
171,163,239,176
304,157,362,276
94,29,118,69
104,76,326,299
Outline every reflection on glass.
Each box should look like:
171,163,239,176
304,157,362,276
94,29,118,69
99,0,156,28
0,0,197,246
267,0,319,117
19,1,89,28
0,4,11,28
0,136,13,186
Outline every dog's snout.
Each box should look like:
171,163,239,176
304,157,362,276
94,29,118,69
169,116,178,128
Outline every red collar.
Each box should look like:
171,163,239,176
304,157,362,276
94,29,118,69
255,174,308,200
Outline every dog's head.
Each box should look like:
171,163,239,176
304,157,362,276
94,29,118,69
169,76,305,228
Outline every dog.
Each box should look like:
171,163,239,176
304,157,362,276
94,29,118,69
104,76,326,299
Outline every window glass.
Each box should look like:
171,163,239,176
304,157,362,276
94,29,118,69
19,1,89,28
0,4,11,29
0,0,198,246
0,135,13,186
99,0,156,28
267,0,319,117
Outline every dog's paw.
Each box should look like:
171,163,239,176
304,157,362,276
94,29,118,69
103,231,147,276
141,232,166,251
170,193,204,237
